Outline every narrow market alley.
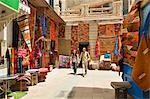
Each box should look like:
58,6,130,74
22,68,124,99
0,0,149,99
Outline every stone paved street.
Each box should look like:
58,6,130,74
22,68,128,99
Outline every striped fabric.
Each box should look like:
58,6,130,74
17,15,32,52
18,47,27,58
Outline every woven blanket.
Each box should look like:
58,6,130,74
122,32,139,66
17,15,32,52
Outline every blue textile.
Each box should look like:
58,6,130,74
104,54,111,59
114,36,118,56
139,10,150,43
40,16,47,37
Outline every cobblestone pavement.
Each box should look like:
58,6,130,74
22,68,133,99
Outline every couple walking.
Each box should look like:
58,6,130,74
71,47,90,77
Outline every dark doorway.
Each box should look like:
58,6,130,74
78,42,89,67
79,42,89,53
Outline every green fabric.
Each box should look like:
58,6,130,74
0,0,19,12
8,91,27,99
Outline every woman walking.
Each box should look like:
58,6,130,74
71,49,79,74
80,47,90,77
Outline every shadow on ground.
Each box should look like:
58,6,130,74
68,73,84,77
67,87,115,99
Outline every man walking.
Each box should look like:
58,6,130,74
80,47,90,77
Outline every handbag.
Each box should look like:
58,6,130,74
132,12,150,90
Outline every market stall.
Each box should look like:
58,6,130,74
121,1,150,98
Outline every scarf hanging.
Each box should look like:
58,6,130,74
17,15,32,52
114,36,119,56
50,20,56,40
95,37,100,58
40,16,47,37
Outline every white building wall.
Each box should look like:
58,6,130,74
0,22,13,55
7,22,13,47
0,22,13,76
45,0,49,4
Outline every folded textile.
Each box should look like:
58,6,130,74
122,32,139,66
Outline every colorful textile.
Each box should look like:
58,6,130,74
95,38,100,58
114,24,121,35
59,55,70,68
18,47,27,58
29,50,34,68
123,1,140,28
71,26,79,50
98,24,121,36
78,24,89,42
114,37,119,56
12,48,15,74
19,57,23,73
105,24,115,36
98,25,106,36
40,16,47,37
39,68,48,73
50,20,56,40
17,15,32,52
118,36,122,56
122,32,139,66
99,36,116,55
29,4,36,47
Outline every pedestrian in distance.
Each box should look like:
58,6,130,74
80,47,91,77
71,49,79,75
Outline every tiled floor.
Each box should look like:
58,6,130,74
22,68,133,99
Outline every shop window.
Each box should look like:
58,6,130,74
123,0,129,15
59,0,62,12
49,0,54,8
103,3,110,7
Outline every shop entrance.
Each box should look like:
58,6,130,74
79,42,89,53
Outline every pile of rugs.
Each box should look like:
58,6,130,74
59,55,71,68
10,67,51,92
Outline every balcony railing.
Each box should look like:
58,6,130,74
89,7,113,15
61,9,81,16
61,1,122,17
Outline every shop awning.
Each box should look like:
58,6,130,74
0,0,19,31
0,0,19,12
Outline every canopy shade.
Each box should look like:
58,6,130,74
0,0,19,31
0,0,19,12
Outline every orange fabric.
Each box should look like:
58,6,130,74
50,20,56,40
43,53,49,66
105,24,115,36
132,35,150,90
12,48,15,74
95,38,100,58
